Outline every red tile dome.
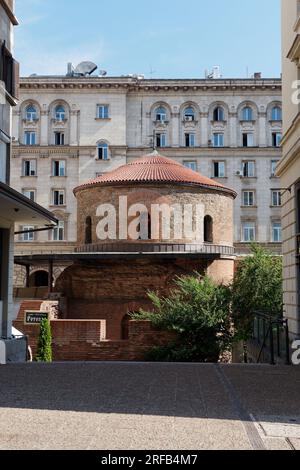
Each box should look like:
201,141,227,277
74,151,236,196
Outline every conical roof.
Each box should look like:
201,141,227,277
74,151,236,196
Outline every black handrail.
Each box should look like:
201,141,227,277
253,312,290,365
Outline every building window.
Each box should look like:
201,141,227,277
21,226,35,242
271,190,282,207
183,161,197,171
271,106,282,121
213,161,226,178
25,105,38,121
213,133,224,147
97,142,109,160
24,131,36,146
52,160,66,177
185,133,195,147
55,105,66,121
155,106,167,122
272,132,282,147
242,161,255,178
97,105,109,119
213,107,224,122
52,221,65,241
242,133,254,147
22,189,35,201
271,160,279,177
85,217,92,244
23,160,37,177
52,190,65,206
242,191,255,207
54,132,65,146
183,107,195,121
242,106,253,121
272,222,282,242
204,215,213,243
156,133,166,148
242,222,256,242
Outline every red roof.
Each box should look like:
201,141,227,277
74,151,236,196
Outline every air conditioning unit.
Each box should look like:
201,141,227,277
236,170,243,177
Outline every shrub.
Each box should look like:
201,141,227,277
36,318,52,362
232,244,283,341
132,275,232,362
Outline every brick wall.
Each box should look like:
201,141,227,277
13,301,176,361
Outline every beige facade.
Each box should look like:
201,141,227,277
277,0,300,338
11,75,282,286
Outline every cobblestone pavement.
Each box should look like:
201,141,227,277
0,363,299,450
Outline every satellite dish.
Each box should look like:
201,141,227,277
74,61,98,76
99,70,107,77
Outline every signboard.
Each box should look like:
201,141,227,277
25,311,49,325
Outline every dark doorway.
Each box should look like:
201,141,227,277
29,270,49,287
121,314,131,340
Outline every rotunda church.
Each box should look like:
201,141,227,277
55,151,237,341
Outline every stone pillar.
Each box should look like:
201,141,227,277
258,111,267,147
200,112,209,146
171,112,180,147
229,112,238,147
40,110,49,146
70,110,79,146
0,227,13,338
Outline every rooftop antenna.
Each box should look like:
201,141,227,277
74,61,98,76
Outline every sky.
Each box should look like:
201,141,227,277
14,0,281,79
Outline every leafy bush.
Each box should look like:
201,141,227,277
132,275,232,362
232,244,283,341
36,318,52,362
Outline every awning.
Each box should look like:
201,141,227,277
0,182,58,229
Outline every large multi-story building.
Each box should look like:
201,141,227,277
0,0,56,362
11,70,282,287
277,0,300,340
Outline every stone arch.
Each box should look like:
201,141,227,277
237,100,259,121
180,101,200,120
150,101,172,121
209,101,230,121
29,270,50,287
21,99,41,120
267,100,282,121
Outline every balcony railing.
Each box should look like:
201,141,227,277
76,242,235,256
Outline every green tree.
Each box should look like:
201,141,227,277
132,275,232,362
36,318,52,362
232,244,283,341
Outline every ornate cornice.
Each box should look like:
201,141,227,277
19,77,282,94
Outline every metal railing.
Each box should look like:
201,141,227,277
76,242,235,256
252,312,290,365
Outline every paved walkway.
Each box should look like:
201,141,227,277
0,363,300,450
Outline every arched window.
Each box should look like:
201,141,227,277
55,105,66,121
25,105,38,121
184,107,195,121
204,215,213,243
242,106,253,121
213,107,224,122
97,142,109,160
85,216,92,244
155,106,167,122
271,106,282,121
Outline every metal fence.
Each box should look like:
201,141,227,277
252,312,290,365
